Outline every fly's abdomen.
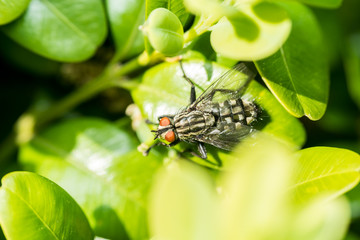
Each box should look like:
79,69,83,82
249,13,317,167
174,111,215,139
212,98,259,129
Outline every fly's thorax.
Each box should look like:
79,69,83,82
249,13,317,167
174,111,215,139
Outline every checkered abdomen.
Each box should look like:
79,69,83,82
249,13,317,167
211,98,259,130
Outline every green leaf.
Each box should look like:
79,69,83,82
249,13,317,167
290,147,360,204
19,117,162,240
145,0,190,26
0,171,93,240
298,0,343,9
210,2,291,61
143,8,184,56
0,0,30,25
132,60,306,167
106,0,145,61
255,2,329,120
150,138,351,240
344,33,360,110
149,161,217,240
1,0,107,62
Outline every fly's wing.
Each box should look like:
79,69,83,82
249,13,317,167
190,63,256,111
193,124,254,151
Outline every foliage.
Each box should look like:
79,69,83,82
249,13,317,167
0,0,360,239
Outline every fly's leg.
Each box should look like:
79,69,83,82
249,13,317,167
143,139,179,156
179,60,196,104
181,142,207,159
197,142,207,159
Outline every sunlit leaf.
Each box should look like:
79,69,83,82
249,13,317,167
290,147,360,204
0,171,93,240
211,2,291,61
255,2,329,120
19,118,162,239
1,0,107,62
0,0,30,25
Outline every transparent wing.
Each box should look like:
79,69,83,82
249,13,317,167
193,125,254,151
190,63,256,111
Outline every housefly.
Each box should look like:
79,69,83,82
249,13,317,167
147,61,261,159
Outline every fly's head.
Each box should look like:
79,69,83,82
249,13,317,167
152,117,177,144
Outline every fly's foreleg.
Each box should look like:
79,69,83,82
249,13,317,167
143,139,179,156
179,60,196,104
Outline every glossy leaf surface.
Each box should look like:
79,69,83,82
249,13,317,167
290,147,360,204
255,2,329,120
2,0,107,62
0,0,30,25
0,171,93,240
19,118,162,239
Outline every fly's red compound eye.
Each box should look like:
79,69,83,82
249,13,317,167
159,117,171,126
165,131,175,142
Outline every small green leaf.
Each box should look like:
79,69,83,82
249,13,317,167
255,2,329,120
145,0,191,26
132,60,306,167
143,8,184,56
210,2,291,61
290,147,360,204
1,0,107,62
19,117,162,240
106,0,145,61
0,0,30,25
298,0,343,9
0,171,93,240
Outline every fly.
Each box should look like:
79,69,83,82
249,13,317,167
146,61,261,159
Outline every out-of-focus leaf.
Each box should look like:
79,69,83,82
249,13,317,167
106,0,145,61
150,137,351,240
149,161,217,240
0,33,59,76
255,2,329,120
132,60,305,154
211,2,291,61
0,171,93,240
1,0,107,62
344,33,360,109
290,147,360,204
0,0,30,25
298,0,343,8
19,118,162,240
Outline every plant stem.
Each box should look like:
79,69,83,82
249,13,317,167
0,53,150,165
